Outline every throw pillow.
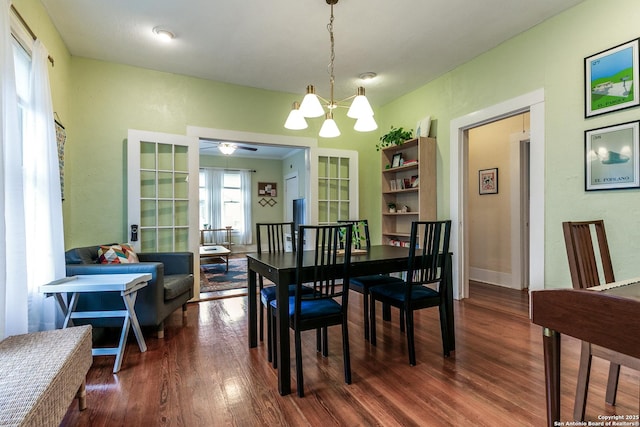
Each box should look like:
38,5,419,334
98,244,139,264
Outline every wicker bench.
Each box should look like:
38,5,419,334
0,325,92,427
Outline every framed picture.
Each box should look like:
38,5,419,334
391,153,402,168
479,168,498,195
585,121,640,191
258,182,277,197
415,116,431,138
585,38,640,118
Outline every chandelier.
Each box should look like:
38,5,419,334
284,0,377,138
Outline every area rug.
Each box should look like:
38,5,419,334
200,258,248,293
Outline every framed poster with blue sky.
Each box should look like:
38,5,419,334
585,38,639,118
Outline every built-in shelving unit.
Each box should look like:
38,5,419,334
381,137,436,246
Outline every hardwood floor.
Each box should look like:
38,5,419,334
61,282,639,426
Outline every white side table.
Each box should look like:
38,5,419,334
41,273,151,373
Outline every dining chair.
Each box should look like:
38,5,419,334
270,223,353,397
256,222,310,364
338,219,403,341
562,220,640,421
369,220,452,366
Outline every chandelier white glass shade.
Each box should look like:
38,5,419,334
284,102,308,130
284,0,377,138
218,143,236,155
319,111,340,138
354,114,378,132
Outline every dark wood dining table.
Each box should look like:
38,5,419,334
531,280,640,426
247,245,455,396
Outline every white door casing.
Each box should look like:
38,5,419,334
450,89,545,307
284,172,299,222
510,131,530,290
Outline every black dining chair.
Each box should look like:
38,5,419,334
369,220,452,366
338,219,403,341
270,223,353,397
256,222,312,364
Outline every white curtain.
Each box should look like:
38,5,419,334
203,168,223,230
1,0,28,338
23,40,63,332
240,170,252,245
201,167,252,245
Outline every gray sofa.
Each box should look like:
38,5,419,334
65,245,194,338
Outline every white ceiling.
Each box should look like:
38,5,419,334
39,0,584,156
40,0,584,107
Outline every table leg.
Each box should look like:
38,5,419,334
53,293,70,324
63,293,80,328
542,328,561,427
113,313,132,373
248,266,258,348
445,253,455,354
121,291,146,353
276,272,291,396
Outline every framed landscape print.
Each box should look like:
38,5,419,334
478,168,498,195
585,121,639,191
585,38,639,118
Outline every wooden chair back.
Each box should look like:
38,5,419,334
562,220,615,289
407,220,452,290
295,224,352,309
256,222,295,254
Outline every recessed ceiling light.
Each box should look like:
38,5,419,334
359,72,377,81
152,27,175,42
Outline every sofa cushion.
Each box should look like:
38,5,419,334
98,244,139,264
164,274,193,300
66,245,101,264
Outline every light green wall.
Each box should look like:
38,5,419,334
379,0,640,288
20,0,640,289
63,57,380,247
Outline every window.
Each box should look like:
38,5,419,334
3,16,63,335
13,37,30,148
199,168,252,244
222,172,243,230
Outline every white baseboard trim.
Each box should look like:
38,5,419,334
469,267,520,290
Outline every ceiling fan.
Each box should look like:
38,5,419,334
199,138,258,155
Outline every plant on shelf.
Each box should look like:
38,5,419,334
387,202,397,213
338,220,367,250
376,126,414,151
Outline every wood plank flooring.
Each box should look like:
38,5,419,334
61,282,639,426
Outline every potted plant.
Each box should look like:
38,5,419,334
387,202,397,213
376,126,414,151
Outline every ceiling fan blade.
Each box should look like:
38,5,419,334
237,145,258,151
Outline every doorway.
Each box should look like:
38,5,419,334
450,89,545,312
284,172,299,222
466,114,530,291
